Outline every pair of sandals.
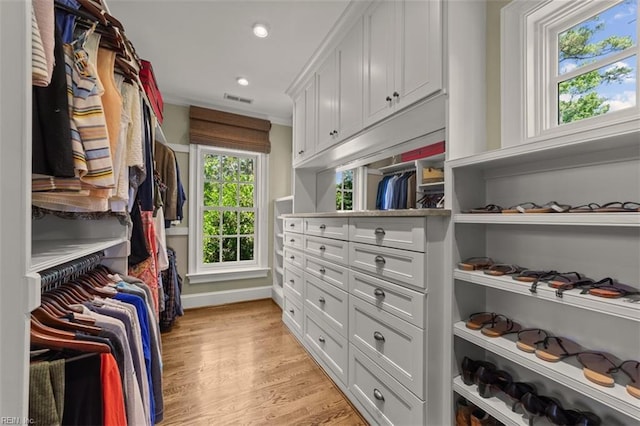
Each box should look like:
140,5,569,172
466,312,521,337
516,329,640,399
467,201,640,214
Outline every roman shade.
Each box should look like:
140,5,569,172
189,106,271,154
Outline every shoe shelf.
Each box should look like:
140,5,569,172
454,213,640,227
454,270,640,323
453,376,527,426
453,322,640,421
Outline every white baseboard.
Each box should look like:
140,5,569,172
181,285,272,309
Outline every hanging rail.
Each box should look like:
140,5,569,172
40,251,105,292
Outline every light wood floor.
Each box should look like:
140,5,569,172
161,299,368,425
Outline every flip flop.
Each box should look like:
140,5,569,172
535,336,582,362
458,257,494,271
576,352,620,387
545,272,588,288
569,203,601,213
617,360,640,399
502,202,553,214
483,264,526,277
481,316,522,337
465,204,503,214
588,282,640,299
516,328,549,353
513,270,559,283
594,201,640,212
465,312,497,330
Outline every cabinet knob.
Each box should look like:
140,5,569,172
386,96,392,102
319,267,326,274
374,255,386,265
290,256,295,260
289,308,295,314
319,245,326,251
329,131,333,136
298,150,305,155
289,223,295,227
318,336,325,343
373,388,385,402
393,91,399,98
289,279,295,284
319,297,326,304
333,130,338,136
290,239,295,243
319,224,326,230
373,331,385,342
374,288,385,298
374,227,386,236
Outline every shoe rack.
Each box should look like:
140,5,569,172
445,132,640,426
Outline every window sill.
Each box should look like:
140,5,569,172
187,267,270,284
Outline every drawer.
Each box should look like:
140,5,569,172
349,345,425,426
304,217,348,240
349,217,426,252
349,242,427,290
283,295,303,339
304,274,348,337
283,264,304,302
304,255,348,291
283,246,304,270
349,270,425,328
350,297,424,398
304,235,349,266
283,231,304,249
284,217,304,234
304,310,348,384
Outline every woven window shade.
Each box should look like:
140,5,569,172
189,106,271,153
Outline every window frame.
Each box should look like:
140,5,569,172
335,169,354,211
502,0,639,148
187,144,269,284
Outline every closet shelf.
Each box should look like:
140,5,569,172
418,181,444,188
275,266,284,276
454,213,640,227
453,376,525,426
453,322,640,421
276,250,284,257
276,233,284,239
31,237,128,273
454,270,640,323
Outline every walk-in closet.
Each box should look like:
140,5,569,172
1,0,638,425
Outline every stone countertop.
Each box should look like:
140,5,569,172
281,209,450,218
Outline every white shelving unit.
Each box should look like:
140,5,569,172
446,123,640,424
272,196,293,308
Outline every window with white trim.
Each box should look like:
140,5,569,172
335,170,354,211
502,0,639,145
188,145,269,283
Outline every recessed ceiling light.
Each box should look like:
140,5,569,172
252,23,269,38
236,77,249,86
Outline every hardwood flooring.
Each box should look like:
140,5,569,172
160,299,368,425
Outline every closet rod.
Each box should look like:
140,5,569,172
40,251,104,292
381,168,417,176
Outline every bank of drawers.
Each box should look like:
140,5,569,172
281,215,428,425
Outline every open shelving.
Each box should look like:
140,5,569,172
454,213,640,227
453,377,526,426
273,196,293,308
31,237,128,272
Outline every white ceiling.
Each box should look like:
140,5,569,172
108,1,351,125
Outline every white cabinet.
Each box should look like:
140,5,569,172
446,135,640,425
272,196,293,308
292,78,316,165
363,0,442,127
316,18,364,152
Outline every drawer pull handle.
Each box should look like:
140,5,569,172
319,267,326,274
290,239,295,243
373,388,385,401
318,336,325,343
319,224,326,230
319,245,326,251
319,297,326,304
289,223,295,227
373,331,385,342
374,255,386,265
289,309,294,314
289,279,295,284
374,228,386,235
374,288,385,298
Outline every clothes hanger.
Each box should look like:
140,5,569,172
30,328,111,354
31,316,76,340
31,306,102,336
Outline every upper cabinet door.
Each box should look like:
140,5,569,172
316,52,338,152
337,17,363,143
293,90,306,165
363,0,395,127
293,78,316,166
395,0,442,109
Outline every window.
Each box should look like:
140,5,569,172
188,145,269,283
336,170,353,211
502,0,639,146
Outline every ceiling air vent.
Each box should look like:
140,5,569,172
224,93,253,104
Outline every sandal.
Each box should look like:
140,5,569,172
483,264,527,277
516,328,549,353
502,202,554,214
465,312,497,330
465,204,503,214
587,281,640,299
614,360,640,399
458,257,494,271
576,352,620,387
513,270,559,283
553,277,597,298
569,203,601,213
481,315,522,337
594,201,640,212
535,336,582,362
542,201,572,213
